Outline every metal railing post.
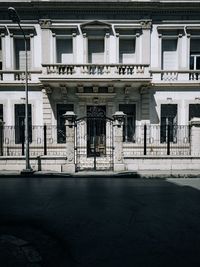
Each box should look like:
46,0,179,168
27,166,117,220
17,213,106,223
144,124,147,155
21,124,25,156
0,122,3,156
44,124,47,155
167,124,170,155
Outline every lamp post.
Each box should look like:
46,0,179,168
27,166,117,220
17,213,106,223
8,7,32,173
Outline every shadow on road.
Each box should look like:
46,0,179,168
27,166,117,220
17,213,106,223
0,177,200,267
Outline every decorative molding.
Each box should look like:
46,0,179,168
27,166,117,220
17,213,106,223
140,20,152,30
43,86,52,95
39,19,52,29
108,86,114,93
60,86,68,99
139,84,151,94
77,86,84,93
93,86,98,93
124,87,131,95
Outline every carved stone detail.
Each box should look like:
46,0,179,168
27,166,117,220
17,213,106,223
39,19,52,29
108,86,114,93
60,86,68,99
77,86,84,93
93,86,98,93
140,20,152,29
43,86,52,95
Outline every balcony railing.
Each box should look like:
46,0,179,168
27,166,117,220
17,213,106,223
0,70,42,82
41,64,150,80
151,70,200,82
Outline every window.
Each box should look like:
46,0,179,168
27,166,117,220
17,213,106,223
15,104,32,144
190,39,200,71
88,39,104,64
0,38,2,70
162,39,178,70
119,104,136,142
160,104,177,143
119,38,135,64
57,104,74,143
189,104,200,121
0,104,3,121
14,38,31,70
56,37,73,64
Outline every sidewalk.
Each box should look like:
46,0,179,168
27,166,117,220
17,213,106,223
0,169,200,178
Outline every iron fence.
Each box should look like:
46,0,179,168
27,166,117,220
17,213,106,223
0,125,66,157
0,124,192,157
123,125,191,156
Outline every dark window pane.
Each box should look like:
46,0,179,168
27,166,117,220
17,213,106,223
190,56,194,70
160,104,177,143
15,39,30,70
119,104,136,142
196,57,200,70
15,104,32,144
56,38,73,63
189,104,200,121
0,104,3,121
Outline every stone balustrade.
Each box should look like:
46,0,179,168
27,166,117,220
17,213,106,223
0,70,42,82
151,70,200,82
42,64,150,79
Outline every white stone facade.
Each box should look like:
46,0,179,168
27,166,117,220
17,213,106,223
0,0,200,172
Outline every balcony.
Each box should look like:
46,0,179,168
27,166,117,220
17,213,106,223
40,64,151,82
0,70,42,84
151,70,200,84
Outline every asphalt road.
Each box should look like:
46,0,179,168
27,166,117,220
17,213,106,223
0,177,200,267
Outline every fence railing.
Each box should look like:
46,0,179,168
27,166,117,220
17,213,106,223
0,125,66,157
123,125,191,156
0,124,192,157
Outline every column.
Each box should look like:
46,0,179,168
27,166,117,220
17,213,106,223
39,19,52,64
141,20,152,64
113,111,126,171
190,117,200,156
62,111,76,173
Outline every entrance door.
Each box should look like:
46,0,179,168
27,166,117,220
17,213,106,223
75,106,113,171
87,106,106,157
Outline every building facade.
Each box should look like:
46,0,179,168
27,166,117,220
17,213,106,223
1,0,200,172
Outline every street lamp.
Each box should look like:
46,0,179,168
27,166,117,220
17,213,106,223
8,7,32,173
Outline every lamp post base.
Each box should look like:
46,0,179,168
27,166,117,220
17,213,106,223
21,168,34,176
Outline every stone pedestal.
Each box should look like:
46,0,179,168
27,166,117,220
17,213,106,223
190,117,200,156
113,111,126,172
62,111,76,173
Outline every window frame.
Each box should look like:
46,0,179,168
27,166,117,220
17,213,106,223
55,35,74,64
87,37,105,64
14,104,32,144
119,104,136,143
118,36,136,64
160,104,178,143
14,37,31,70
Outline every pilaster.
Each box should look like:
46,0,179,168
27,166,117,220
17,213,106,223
113,111,126,172
62,111,76,173
190,117,200,156
42,87,52,125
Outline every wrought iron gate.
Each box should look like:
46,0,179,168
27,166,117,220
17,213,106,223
75,106,114,171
